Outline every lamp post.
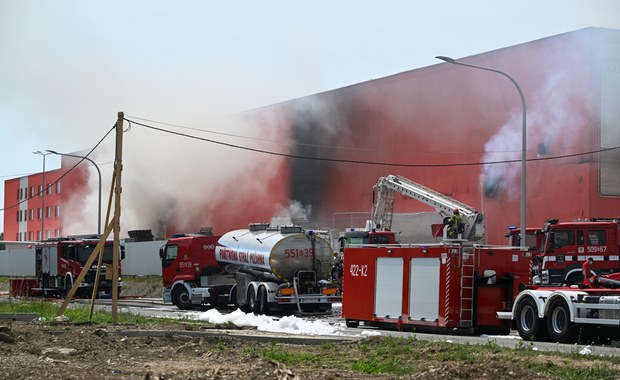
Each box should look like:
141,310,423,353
436,56,527,248
46,150,102,235
32,150,51,240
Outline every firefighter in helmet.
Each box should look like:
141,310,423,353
446,209,463,239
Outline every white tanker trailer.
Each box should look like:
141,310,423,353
159,223,340,314
216,223,339,314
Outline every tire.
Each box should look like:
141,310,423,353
345,319,359,328
257,286,269,315
547,297,579,343
564,273,583,287
515,297,548,341
248,286,258,314
171,285,192,310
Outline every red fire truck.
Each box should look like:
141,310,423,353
507,218,620,286
343,243,532,334
10,237,123,298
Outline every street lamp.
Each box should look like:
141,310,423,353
32,150,51,240
436,55,527,248
46,150,102,235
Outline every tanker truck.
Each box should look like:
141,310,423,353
159,224,340,314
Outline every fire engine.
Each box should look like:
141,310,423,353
343,175,620,343
507,218,620,285
342,175,529,334
159,224,340,314
9,237,123,298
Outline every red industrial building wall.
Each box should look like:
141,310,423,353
207,27,619,244
3,157,89,241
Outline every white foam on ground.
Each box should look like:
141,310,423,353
191,308,346,336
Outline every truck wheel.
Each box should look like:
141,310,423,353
515,297,548,341
564,273,583,286
248,286,258,314
172,285,192,310
345,319,359,328
257,286,269,315
547,298,579,343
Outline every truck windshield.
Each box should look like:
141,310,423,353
76,244,116,263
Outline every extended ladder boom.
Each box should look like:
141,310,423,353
371,175,485,241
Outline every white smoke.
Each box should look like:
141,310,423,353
480,69,589,200
271,200,312,226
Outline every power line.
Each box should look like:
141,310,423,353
0,125,116,213
125,117,620,168
125,114,376,152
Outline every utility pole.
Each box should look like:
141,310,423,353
57,112,125,322
111,112,124,320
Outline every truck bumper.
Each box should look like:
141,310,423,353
162,288,172,304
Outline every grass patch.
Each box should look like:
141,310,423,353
122,275,162,285
352,356,415,376
262,342,322,365
0,299,183,326
251,336,620,378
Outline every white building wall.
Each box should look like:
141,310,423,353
121,240,165,276
0,248,36,276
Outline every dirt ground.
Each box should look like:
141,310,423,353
0,279,614,379
0,320,570,380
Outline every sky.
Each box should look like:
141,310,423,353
1,1,619,234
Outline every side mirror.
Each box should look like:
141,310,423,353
159,246,166,261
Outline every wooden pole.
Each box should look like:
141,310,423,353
111,112,124,321
57,113,125,321
88,170,117,319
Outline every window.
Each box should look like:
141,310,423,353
552,230,575,249
29,209,33,220
37,231,42,240
38,208,42,220
38,185,43,196
16,210,19,222
46,184,52,195
56,182,61,194
55,229,60,238
17,188,21,200
164,245,178,261
46,206,51,219
29,231,33,241
587,230,606,245
55,205,61,217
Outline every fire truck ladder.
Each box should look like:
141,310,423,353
371,184,395,231
459,248,475,327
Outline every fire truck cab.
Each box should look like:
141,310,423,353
510,219,620,286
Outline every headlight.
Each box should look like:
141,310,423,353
541,270,550,285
